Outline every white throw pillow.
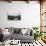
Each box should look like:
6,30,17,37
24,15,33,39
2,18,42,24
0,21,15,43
2,29,10,36
21,29,27,35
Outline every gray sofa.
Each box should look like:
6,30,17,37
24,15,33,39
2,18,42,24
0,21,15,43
3,27,34,43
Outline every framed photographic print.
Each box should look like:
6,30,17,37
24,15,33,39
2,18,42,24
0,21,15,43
8,15,21,21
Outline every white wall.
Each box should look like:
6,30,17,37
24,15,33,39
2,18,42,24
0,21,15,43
0,1,40,28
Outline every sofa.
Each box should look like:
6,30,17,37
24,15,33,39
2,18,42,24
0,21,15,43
7,27,34,43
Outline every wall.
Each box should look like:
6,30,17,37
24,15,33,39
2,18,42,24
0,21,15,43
0,1,40,29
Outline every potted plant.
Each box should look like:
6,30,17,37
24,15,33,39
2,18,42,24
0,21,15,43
32,27,38,40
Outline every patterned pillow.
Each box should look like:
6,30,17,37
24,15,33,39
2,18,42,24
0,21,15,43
8,27,14,34
14,28,21,33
